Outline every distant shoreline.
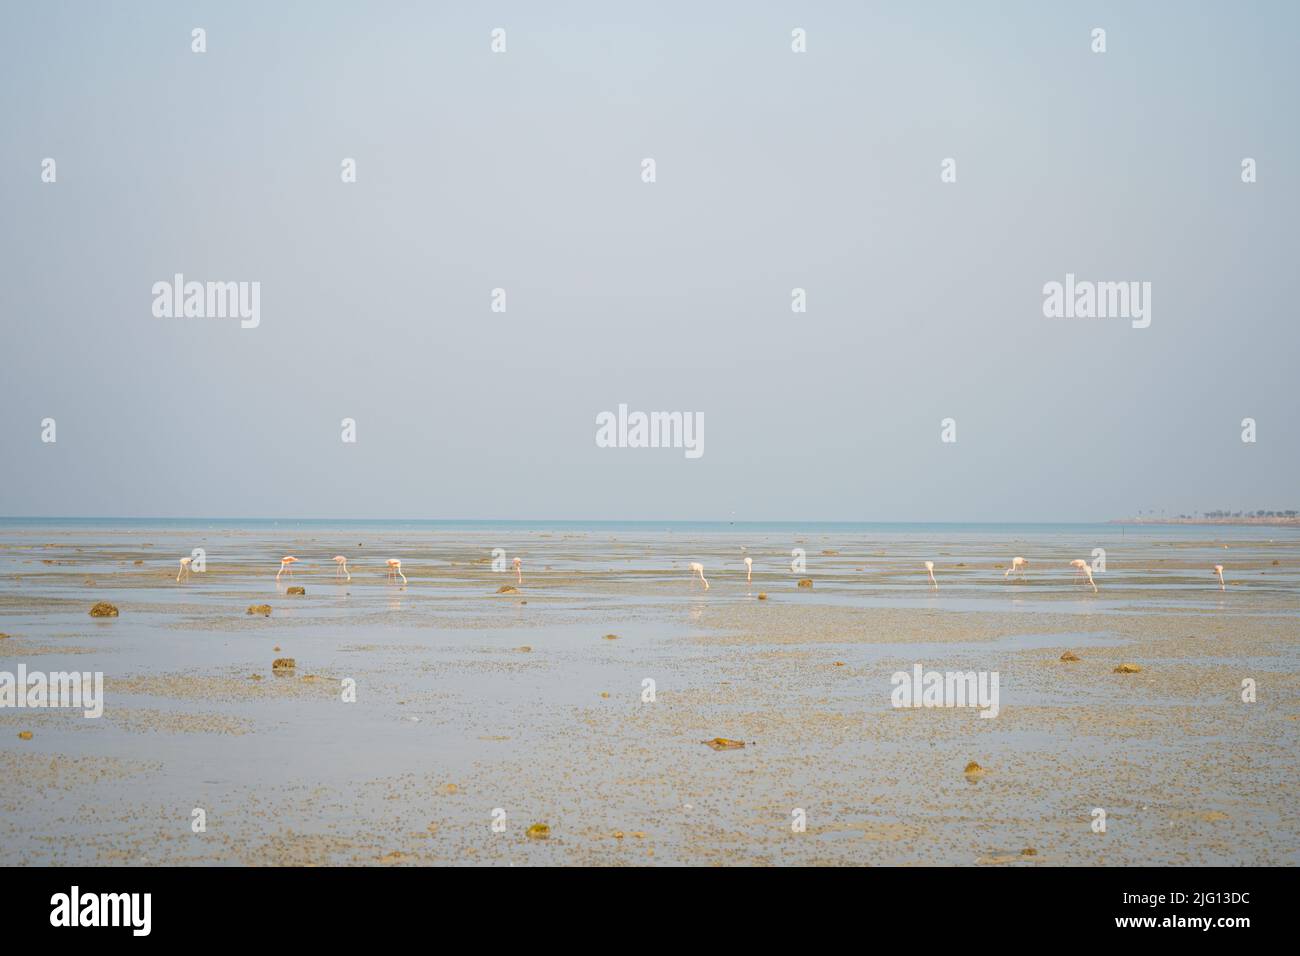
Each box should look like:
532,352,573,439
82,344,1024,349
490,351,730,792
1111,517,1300,527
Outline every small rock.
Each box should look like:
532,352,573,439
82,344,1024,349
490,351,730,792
964,761,984,775
757,592,768,600
286,586,305,596
246,604,272,616
833,661,846,667
526,823,551,839
1114,663,1142,674
443,783,458,795
1021,847,1037,856
797,579,813,588
516,646,532,653
88,602,119,618
600,692,610,699
249,674,263,681
613,831,625,840
602,633,619,640
496,585,519,594
17,731,33,741
1060,651,1081,662
702,737,745,751
271,658,296,672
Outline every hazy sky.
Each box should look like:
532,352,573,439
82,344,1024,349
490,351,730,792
2,1,1297,522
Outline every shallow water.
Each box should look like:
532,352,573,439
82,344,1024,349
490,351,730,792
1,521,1297,865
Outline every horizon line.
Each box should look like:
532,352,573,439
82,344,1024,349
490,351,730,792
0,515,1290,526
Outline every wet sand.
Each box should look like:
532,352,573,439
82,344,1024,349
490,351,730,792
1,524,1297,865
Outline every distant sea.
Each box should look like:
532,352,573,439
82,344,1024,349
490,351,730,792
0,517,1295,539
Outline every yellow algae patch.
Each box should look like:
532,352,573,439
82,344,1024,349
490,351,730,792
1114,663,1143,674
526,823,551,839
702,737,745,751
89,602,118,617
246,604,272,616
1060,651,1081,662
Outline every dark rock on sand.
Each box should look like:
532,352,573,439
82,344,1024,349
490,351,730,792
89,602,119,617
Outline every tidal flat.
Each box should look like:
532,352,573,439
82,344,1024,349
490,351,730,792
1,522,1297,866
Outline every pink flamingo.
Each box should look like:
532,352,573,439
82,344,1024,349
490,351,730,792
1213,564,1225,590
689,562,709,590
1070,559,1097,593
1004,556,1028,581
177,557,192,582
386,559,407,585
924,560,937,589
276,556,299,581
744,556,752,584
333,555,350,581
512,556,522,584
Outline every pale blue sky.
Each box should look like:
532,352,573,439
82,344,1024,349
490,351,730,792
1,1,1296,521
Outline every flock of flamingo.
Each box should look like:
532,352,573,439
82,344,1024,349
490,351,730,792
171,552,1231,592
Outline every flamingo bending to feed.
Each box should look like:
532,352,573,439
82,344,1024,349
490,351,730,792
276,556,299,581
924,560,937,589
333,555,350,581
177,557,192,582
689,562,709,590
1214,564,1225,590
1004,556,1028,581
1070,558,1097,593
386,559,407,585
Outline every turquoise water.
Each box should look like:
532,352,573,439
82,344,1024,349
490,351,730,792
1,517,1295,540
